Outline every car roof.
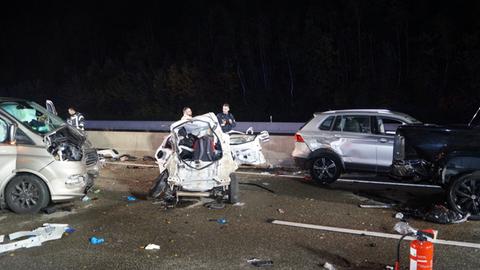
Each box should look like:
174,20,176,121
0,97,29,103
315,109,395,115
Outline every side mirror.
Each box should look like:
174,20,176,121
9,124,17,145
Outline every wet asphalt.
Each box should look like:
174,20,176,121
0,166,479,270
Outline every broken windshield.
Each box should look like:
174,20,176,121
0,101,65,134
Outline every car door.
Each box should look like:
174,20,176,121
331,115,377,171
0,117,16,184
375,117,406,171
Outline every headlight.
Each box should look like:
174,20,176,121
66,174,85,186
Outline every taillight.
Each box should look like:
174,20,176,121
295,133,305,142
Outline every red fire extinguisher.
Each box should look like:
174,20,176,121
409,233,434,270
394,222,436,270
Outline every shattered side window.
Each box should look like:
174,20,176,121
0,101,65,135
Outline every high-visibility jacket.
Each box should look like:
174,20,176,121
67,112,85,130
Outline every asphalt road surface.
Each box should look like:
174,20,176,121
0,166,479,270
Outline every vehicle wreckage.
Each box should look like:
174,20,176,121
149,112,269,204
391,108,480,217
0,98,99,214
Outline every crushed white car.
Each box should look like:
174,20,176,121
149,113,269,204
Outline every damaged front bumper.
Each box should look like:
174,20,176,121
39,160,98,202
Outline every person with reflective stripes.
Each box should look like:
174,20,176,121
67,106,85,131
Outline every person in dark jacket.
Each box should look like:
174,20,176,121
216,103,236,133
67,107,85,131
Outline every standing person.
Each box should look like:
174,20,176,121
181,107,193,121
216,103,236,133
67,107,85,131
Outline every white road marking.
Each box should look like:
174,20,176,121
235,171,442,189
270,220,480,249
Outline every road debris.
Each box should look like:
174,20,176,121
97,148,121,159
82,196,91,202
209,218,228,225
64,227,76,234
322,262,336,270
233,202,245,207
247,258,274,267
204,201,225,210
89,236,105,245
277,208,285,214
119,154,137,162
394,212,404,220
94,189,101,194
0,223,70,254
397,204,471,224
42,206,57,214
358,204,395,209
144,244,160,250
143,156,156,161
127,195,137,201
240,182,275,193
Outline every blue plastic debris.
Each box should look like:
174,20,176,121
89,237,105,245
209,218,228,224
64,227,76,234
127,196,137,201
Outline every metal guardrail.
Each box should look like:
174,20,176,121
85,120,304,134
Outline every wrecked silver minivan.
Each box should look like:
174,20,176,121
0,98,99,213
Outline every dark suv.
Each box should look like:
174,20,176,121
391,124,480,216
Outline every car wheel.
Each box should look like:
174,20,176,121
5,174,50,214
447,172,480,217
310,154,341,184
149,170,169,199
228,173,240,204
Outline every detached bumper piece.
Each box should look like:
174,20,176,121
0,223,70,254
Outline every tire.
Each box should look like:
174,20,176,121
228,173,240,204
310,153,342,184
447,172,480,217
149,170,169,199
5,174,50,214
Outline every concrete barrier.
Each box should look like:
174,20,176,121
87,131,296,168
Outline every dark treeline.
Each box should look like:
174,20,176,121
1,0,479,123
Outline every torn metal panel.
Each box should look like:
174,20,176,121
229,129,269,166
0,223,68,254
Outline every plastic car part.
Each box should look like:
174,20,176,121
0,224,69,254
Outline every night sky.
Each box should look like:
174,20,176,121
1,0,479,124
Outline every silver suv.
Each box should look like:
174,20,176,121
292,109,420,184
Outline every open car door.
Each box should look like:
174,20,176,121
46,100,57,116
229,129,269,166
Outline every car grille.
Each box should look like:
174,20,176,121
84,149,98,166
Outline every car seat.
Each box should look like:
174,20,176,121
193,136,215,161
